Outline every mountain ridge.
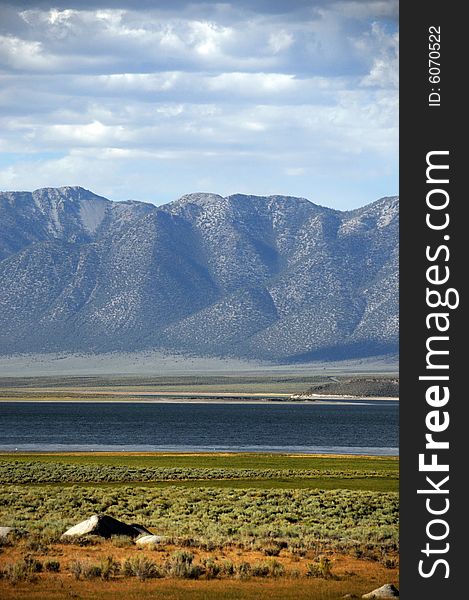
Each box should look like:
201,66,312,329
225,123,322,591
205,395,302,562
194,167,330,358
0,186,398,362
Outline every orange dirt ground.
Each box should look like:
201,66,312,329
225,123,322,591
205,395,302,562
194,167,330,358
0,541,399,600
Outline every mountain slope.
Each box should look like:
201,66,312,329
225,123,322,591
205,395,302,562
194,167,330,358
0,186,398,361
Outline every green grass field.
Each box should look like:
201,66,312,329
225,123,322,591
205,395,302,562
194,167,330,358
0,484,398,550
0,452,399,599
0,452,398,470
0,453,399,544
0,453,398,491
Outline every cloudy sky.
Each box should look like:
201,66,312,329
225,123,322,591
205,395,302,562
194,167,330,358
0,0,398,209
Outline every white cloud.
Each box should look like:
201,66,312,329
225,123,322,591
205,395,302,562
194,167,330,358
355,23,399,89
206,71,297,95
46,121,127,146
268,30,294,54
0,34,58,70
285,167,306,176
0,1,398,209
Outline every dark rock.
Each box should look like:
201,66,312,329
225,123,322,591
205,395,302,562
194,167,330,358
129,523,153,536
62,514,151,539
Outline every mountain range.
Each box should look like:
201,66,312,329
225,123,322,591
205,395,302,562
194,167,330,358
0,186,398,362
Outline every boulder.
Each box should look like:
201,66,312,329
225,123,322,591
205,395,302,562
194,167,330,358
0,526,16,540
362,584,399,598
129,523,153,536
62,514,151,539
136,534,165,546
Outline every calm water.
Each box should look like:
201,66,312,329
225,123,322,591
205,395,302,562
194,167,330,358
0,401,398,455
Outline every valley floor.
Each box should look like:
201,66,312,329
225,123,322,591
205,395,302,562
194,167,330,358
0,371,399,402
0,452,399,599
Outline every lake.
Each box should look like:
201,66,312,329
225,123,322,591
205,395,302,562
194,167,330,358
0,400,398,455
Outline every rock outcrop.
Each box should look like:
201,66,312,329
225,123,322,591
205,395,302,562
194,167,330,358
0,526,18,540
62,514,151,539
362,583,399,598
136,534,165,546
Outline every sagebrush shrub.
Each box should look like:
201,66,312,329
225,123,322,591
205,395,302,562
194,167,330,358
111,535,133,548
202,558,220,579
45,560,60,572
100,555,120,580
165,551,203,579
236,561,252,579
262,544,281,556
3,556,43,584
69,560,103,580
122,556,162,580
306,555,333,579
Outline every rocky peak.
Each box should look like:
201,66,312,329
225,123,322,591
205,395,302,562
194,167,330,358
0,187,399,361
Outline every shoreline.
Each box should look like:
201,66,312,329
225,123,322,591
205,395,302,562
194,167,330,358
0,449,399,457
0,450,399,457
0,395,399,404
